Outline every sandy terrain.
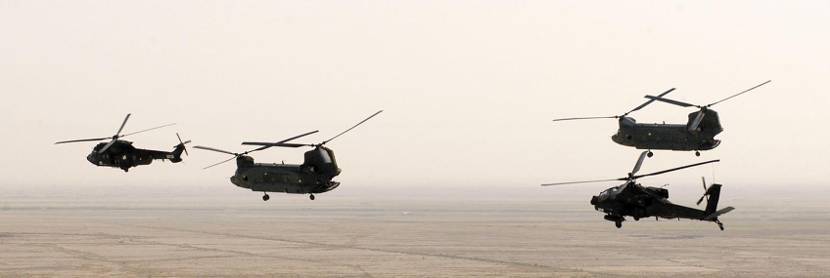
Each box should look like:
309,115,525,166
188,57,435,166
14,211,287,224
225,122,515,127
1,186,829,277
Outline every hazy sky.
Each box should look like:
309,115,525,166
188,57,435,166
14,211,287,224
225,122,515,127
1,1,828,193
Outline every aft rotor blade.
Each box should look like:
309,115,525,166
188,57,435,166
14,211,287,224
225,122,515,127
120,123,177,138
552,116,619,122
115,113,131,137
541,178,625,187
625,88,676,116
177,133,189,156
708,80,771,107
631,151,649,176
54,137,109,144
644,95,697,108
203,156,237,169
632,159,720,180
242,142,311,148
193,145,237,156
244,130,320,152
688,110,706,132
321,110,383,145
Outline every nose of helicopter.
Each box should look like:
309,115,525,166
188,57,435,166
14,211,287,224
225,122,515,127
590,195,599,205
86,153,98,165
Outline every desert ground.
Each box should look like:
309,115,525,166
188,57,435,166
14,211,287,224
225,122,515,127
1,185,829,277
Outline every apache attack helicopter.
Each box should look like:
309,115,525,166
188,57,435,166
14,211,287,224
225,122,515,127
55,114,191,172
194,110,382,201
541,151,734,230
552,80,771,157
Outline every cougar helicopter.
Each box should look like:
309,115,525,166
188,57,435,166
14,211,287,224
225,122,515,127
553,80,771,157
55,114,191,172
194,110,382,201
541,151,734,230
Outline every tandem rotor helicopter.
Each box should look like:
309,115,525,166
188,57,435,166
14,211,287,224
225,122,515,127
552,80,771,157
542,151,734,230
55,114,191,172
194,110,383,201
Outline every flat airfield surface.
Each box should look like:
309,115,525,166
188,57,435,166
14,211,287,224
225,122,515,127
1,186,829,277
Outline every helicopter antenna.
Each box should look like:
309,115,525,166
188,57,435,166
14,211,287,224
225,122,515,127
552,88,675,122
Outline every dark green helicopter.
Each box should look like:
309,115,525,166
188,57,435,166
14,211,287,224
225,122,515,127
553,80,771,157
194,110,382,201
55,114,190,172
542,151,734,230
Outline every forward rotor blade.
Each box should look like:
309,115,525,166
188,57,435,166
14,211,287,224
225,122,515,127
98,140,117,154
632,159,720,180
203,156,237,169
120,123,176,138
625,88,676,115
321,110,383,145
552,116,619,122
54,137,109,144
115,113,131,137
193,145,237,156
242,142,311,148
708,80,771,107
541,178,625,187
688,110,706,132
245,130,320,152
631,151,649,176
644,95,697,108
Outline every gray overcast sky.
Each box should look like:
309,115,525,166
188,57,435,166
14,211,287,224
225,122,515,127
0,1,828,192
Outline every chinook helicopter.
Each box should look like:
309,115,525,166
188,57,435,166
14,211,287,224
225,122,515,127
55,114,191,172
553,80,771,157
194,110,382,201
541,151,734,230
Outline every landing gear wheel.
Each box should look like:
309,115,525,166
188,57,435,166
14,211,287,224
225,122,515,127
262,193,270,201
615,221,622,229
309,194,315,201
647,151,653,158
695,151,701,157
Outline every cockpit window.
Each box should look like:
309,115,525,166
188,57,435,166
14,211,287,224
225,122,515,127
319,149,332,164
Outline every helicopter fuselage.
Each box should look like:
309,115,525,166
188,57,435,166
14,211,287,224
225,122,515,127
590,181,727,229
229,146,342,195
86,140,186,172
610,110,724,152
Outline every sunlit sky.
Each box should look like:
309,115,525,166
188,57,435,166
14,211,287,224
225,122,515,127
1,1,828,194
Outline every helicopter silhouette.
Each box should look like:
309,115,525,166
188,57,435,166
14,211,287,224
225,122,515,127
542,151,734,230
194,110,382,201
553,80,771,157
55,114,190,172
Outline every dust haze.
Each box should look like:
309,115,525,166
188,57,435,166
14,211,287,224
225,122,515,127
1,1,829,277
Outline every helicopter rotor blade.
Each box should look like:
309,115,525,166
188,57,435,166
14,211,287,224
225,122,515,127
98,139,118,154
644,95,698,108
203,156,237,170
243,130,320,152
552,116,620,122
120,123,177,138
242,142,311,148
688,109,706,132
193,145,238,156
631,151,649,176
707,80,771,107
541,178,625,187
624,88,676,116
320,110,383,145
177,133,190,156
54,137,109,144
631,159,720,180
115,113,131,137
